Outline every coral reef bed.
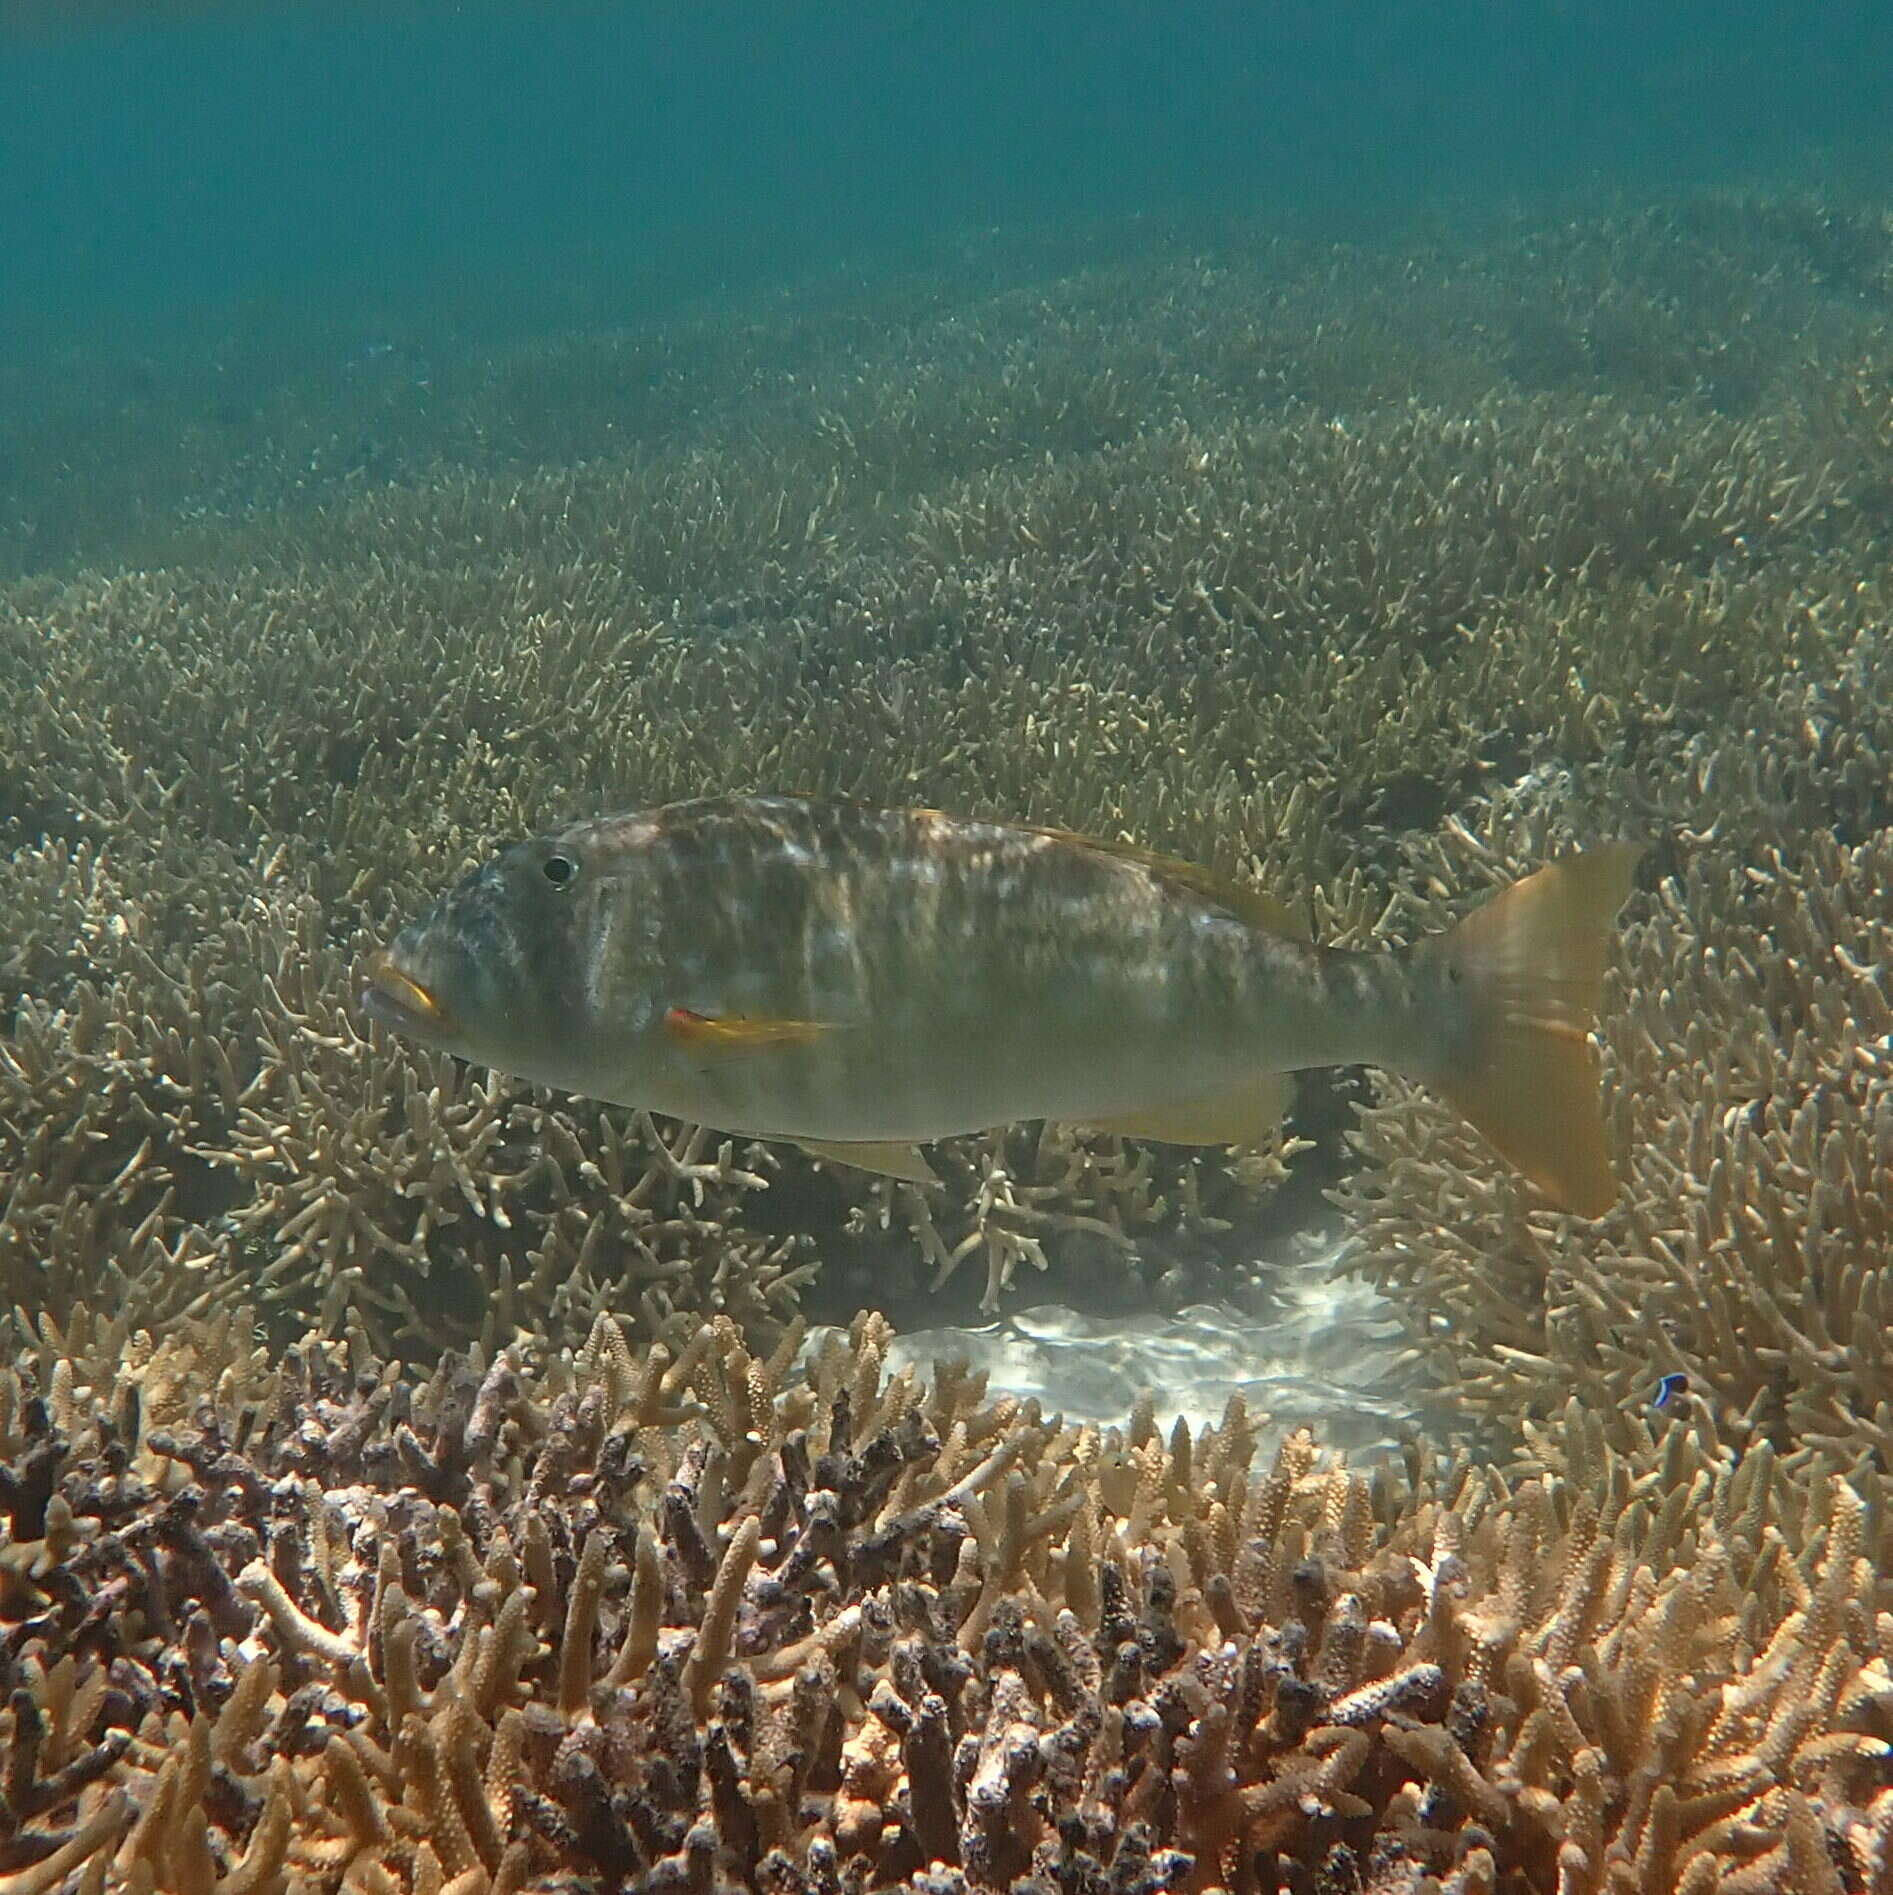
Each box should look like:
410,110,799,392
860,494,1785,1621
4,193,1893,1370
5,186,1893,1882
3,1306,1890,1895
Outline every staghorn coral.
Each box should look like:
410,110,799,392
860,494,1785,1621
3,366,1881,1342
1336,632,1893,1492
0,833,267,1332
829,1121,1309,1314
0,189,1892,1451
0,831,814,1358
213,912,814,1356
0,1309,1886,1892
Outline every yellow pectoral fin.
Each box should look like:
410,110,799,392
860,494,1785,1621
663,1007,836,1055
793,1138,940,1185
1082,1070,1296,1147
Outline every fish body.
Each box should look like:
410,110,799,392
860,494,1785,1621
362,795,1639,1214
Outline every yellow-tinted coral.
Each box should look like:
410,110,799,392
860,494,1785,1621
0,1313,1885,1892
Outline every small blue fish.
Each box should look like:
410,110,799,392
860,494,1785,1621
1652,1372,1689,1410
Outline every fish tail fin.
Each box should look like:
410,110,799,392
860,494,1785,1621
1421,843,1641,1217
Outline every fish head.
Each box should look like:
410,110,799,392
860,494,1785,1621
359,832,598,1082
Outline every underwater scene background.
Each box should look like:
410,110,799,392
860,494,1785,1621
3,4,1893,1890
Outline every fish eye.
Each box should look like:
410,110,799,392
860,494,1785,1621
541,850,579,890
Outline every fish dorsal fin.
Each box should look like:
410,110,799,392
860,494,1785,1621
1029,825,1310,940
1079,1070,1296,1148
794,1138,940,1185
755,801,1309,937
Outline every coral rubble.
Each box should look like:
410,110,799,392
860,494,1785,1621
0,1308,1888,1894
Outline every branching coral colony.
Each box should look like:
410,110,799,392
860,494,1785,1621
1,194,1893,1884
4,200,1890,1348
0,1308,1883,1895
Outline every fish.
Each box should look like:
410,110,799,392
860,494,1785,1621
359,795,1641,1215
1651,1371,1690,1409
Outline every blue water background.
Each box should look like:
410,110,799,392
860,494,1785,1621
5,0,1890,354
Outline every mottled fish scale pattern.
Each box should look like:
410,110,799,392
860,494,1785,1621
551,797,1345,1139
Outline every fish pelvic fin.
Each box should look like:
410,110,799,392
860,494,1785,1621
1081,1070,1295,1147
1423,843,1641,1219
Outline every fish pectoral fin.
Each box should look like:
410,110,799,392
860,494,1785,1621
1080,1070,1296,1147
663,1007,837,1055
793,1138,940,1185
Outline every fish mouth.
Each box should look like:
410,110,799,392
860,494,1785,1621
358,950,456,1041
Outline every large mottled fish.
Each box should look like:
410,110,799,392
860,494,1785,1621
360,795,1640,1215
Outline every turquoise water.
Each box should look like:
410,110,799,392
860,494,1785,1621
6,2,1889,364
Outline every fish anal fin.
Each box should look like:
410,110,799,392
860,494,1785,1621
1083,1070,1296,1147
664,1007,835,1055
1428,843,1641,1218
794,1138,939,1185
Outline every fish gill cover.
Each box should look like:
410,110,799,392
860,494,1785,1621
1,3,1893,1889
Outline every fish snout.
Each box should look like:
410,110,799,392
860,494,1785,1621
358,947,457,1041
